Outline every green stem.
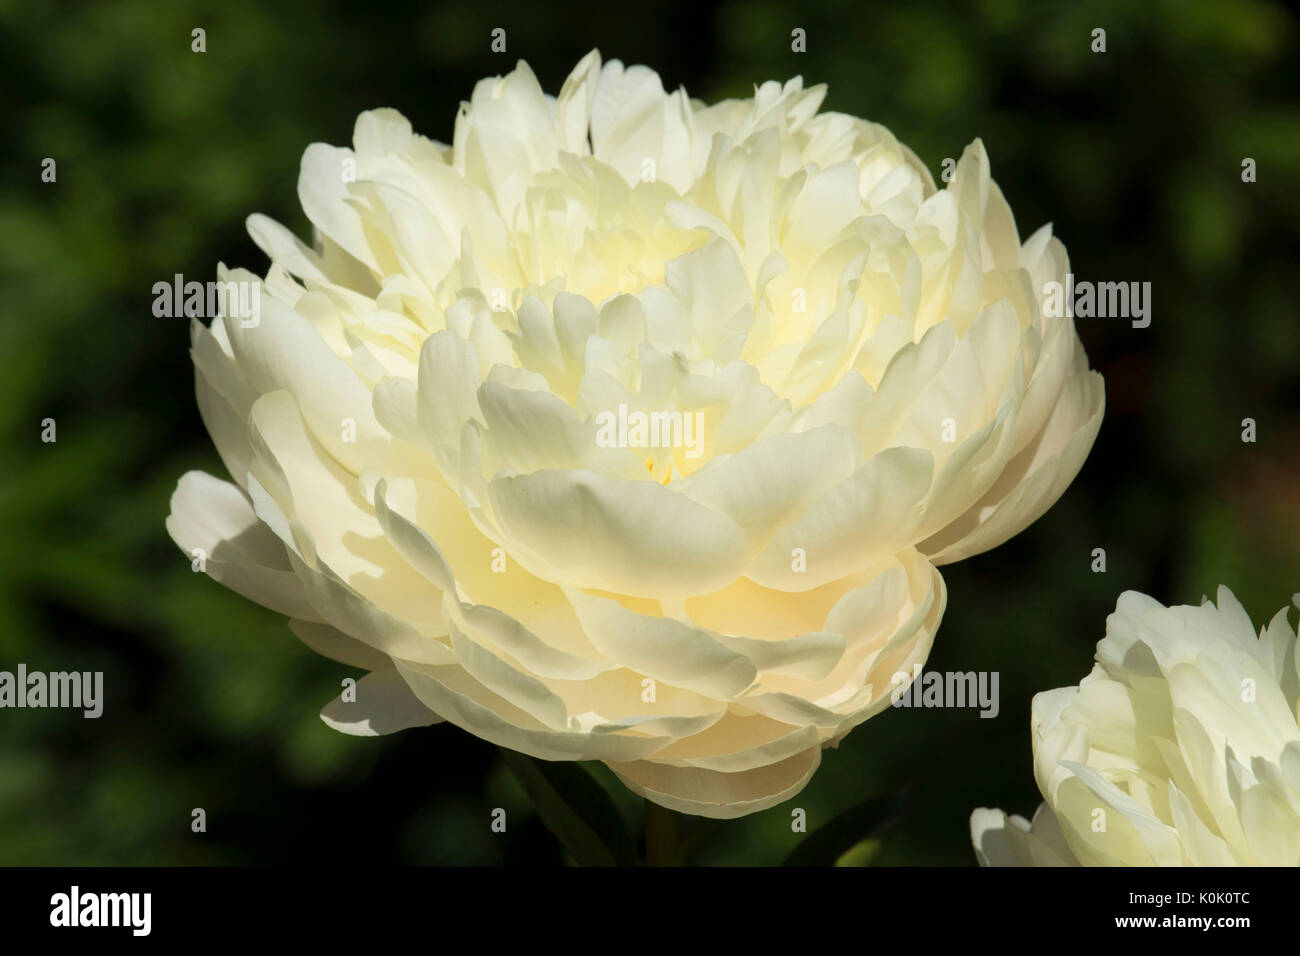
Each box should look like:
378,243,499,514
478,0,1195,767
644,799,680,866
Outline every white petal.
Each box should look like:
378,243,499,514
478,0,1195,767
320,668,442,736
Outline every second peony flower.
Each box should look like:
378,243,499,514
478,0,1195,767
973,587,1300,865
167,51,1103,817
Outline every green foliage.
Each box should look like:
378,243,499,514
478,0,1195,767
500,752,637,866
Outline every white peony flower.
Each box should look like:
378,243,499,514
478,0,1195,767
973,587,1300,865
167,51,1103,818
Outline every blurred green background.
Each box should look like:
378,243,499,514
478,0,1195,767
2,0,1298,865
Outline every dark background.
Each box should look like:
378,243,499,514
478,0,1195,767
2,0,1298,864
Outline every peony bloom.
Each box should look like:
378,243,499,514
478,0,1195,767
973,587,1300,865
167,51,1102,818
